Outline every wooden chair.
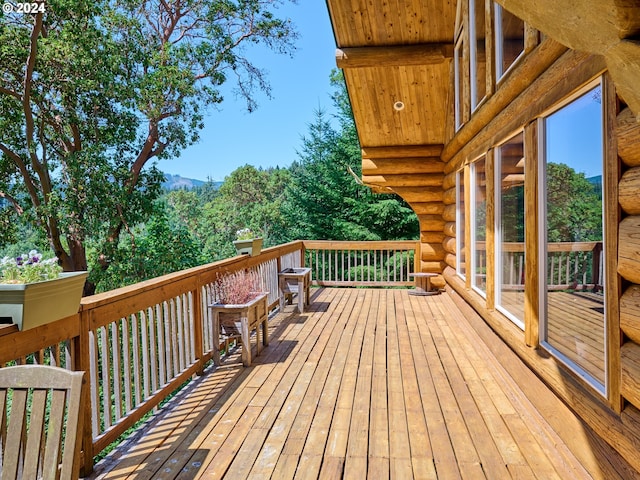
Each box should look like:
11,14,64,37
0,365,85,480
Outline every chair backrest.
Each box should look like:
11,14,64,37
0,365,85,480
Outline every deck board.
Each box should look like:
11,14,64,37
89,288,607,479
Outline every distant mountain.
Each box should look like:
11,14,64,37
162,173,222,190
587,175,602,186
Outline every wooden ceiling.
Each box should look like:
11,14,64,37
326,0,457,151
327,0,640,156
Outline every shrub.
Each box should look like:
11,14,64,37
213,270,262,304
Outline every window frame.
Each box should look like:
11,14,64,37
537,77,607,396
470,156,488,298
494,131,526,330
456,169,467,280
454,34,465,130
494,3,525,81
469,0,486,111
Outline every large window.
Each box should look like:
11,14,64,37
457,170,466,279
540,81,605,393
471,158,487,295
495,4,524,79
470,0,487,109
495,132,525,329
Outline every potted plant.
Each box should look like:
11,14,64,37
233,228,263,256
209,270,268,366
0,250,87,331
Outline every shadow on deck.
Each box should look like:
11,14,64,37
87,288,634,479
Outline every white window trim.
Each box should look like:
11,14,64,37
454,36,464,130
494,3,525,82
456,170,466,280
470,159,487,298
469,0,485,111
494,135,525,331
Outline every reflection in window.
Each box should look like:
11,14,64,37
457,170,466,279
495,133,525,329
472,159,487,294
495,5,524,79
541,83,605,392
470,0,486,109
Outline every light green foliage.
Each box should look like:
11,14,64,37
199,165,291,260
0,0,297,293
90,203,204,293
1,250,62,284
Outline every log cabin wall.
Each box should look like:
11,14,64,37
441,1,640,473
360,146,447,288
618,106,640,412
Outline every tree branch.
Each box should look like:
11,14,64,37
0,142,41,208
0,86,21,100
23,12,44,169
0,191,24,215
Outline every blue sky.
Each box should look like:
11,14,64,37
157,1,338,182
545,85,603,179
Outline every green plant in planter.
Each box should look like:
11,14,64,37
0,250,87,331
1,251,62,284
233,229,263,256
235,228,257,241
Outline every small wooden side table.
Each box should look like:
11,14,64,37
408,272,439,296
278,267,312,313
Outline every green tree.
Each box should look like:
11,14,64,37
91,202,203,292
283,73,419,241
546,163,602,243
0,0,297,293
199,165,291,259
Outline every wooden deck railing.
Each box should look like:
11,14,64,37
304,240,419,287
0,239,417,474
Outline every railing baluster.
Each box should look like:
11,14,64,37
100,326,112,429
176,296,184,372
122,316,132,413
89,330,99,438
144,308,158,400
111,322,122,422
157,302,167,387
170,299,179,375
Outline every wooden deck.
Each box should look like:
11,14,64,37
87,288,625,479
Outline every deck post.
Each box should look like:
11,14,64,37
192,284,204,375
300,241,306,268
76,308,94,476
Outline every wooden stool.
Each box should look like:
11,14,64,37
408,272,439,296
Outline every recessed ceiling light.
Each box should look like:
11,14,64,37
393,101,405,111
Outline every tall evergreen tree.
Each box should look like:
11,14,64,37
283,72,419,241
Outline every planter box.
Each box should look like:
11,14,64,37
233,238,263,256
0,271,88,331
278,267,312,313
209,292,268,366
